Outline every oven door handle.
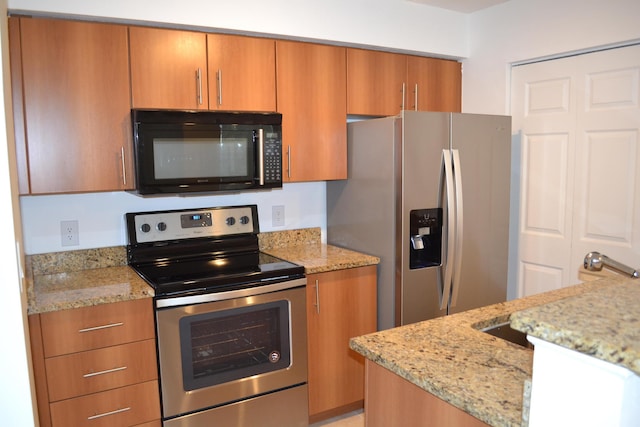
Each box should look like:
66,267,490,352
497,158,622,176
155,277,307,308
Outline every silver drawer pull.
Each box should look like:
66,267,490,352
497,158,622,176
83,366,127,378
78,322,124,333
87,407,130,420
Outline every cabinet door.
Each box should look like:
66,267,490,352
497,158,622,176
407,56,461,112
276,41,347,182
130,26,208,109
207,34,276,111
347,48,407,116
306,266,377,420
17,17,133,194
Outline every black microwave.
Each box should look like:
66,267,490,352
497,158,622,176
131,109,283,195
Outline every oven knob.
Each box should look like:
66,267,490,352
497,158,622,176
157,222,167,231
226,217,236,226
240,215,250,225
140,223,151,233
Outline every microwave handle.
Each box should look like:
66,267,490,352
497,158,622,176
258,129,264,186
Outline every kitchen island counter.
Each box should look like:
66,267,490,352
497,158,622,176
350,275,631,426
511,279,640,375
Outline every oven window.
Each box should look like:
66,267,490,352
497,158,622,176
179,300,291,391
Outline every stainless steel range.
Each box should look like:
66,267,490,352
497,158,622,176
126,205,308,427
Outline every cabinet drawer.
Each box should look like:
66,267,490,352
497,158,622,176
45,339,158,402
49,380,160,427
40,298,154,357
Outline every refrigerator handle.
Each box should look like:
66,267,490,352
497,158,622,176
449,149,464,308
439,149,455,310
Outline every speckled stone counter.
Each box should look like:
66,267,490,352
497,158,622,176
511,278,640,375
350,276,628,427
26,246,153,314
27,228,379,315
259,227,380,273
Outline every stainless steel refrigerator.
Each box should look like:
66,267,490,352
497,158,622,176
327,110,512,330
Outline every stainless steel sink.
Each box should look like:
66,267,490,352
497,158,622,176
481,322,533,349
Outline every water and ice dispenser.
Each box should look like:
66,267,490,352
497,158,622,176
409,208,442,269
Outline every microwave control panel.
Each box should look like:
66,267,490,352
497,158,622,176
263,133,282,184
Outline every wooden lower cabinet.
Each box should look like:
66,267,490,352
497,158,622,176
49,380,160,427
28,298,160,427
306,265,377,422
364,360,490,427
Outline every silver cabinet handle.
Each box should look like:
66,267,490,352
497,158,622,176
287,145,291,179
313,279,320,314
196,68,203,105
258,129,264,185
414,83,418,111
78,322,123,333
120,146,127,187
83,366,127,378
401,83,406,110
216,69,222,106
87,407,130,420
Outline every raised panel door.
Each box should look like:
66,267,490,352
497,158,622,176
512,44,640,296
276,40,347,182
346,48,407,116
407,56,461,112
306,266,377,421
130,26,208,110
17,17,133,194
207,34,276,111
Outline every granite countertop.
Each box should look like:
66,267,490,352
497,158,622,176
26,246,154,314
27,227,379,314
511,279,640,375
349,275,629,427
259,227,380,274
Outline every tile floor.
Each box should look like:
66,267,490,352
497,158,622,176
310,409,364,427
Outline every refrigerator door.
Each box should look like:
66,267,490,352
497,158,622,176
448,113,511,313
398,111,449,326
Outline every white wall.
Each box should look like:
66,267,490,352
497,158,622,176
0,0,36,423
463,0,640,115
20,184,326,254
8,0,469,58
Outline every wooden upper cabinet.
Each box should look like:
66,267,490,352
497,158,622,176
207,34,276,111
276,40,347,182
407,56,461,112
130,26,208,110
13,17,133,194
347,48,407,116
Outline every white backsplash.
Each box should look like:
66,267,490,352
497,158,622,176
20,182,326,254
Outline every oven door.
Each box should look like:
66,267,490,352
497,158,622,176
156,278,307,419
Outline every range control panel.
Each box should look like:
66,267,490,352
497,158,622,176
128,205,258,244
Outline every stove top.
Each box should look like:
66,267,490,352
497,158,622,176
126,205,304,300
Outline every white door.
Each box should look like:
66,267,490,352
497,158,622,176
512,44,640,297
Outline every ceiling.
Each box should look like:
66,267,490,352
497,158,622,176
408,0,510,13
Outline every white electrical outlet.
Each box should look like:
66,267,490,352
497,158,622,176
61,220,79,246
272,205,285,227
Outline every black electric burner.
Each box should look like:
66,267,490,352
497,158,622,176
126,205,304,301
